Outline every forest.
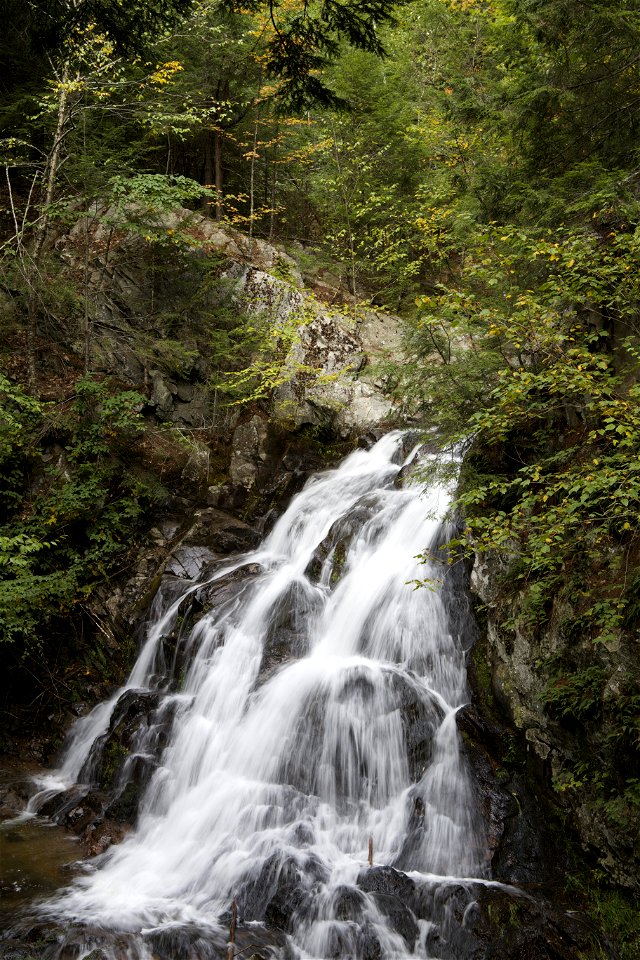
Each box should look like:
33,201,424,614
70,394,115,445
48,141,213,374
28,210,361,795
1,0,640,956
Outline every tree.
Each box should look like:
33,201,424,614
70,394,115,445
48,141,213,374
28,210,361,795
218,0,407,109
507,0,640,176
23,0,193,55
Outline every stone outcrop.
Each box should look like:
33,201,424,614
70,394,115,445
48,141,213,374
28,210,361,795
57,208,400,443
470,552,640,895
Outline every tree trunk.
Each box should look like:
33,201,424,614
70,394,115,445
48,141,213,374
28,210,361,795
248,118,258,239
214,127,223,222
269,131,279,242
331,124,357,298
27,62,73,387
33,63,71,264
203,129,214,218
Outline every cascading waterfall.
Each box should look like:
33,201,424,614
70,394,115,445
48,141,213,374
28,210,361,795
36,432,491,958
26,578,201,807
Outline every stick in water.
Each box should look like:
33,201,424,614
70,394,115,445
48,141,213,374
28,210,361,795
227,899,237,960
368,836,373,867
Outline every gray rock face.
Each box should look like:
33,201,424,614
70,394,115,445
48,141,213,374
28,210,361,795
471,551,562,738
229,415,270,489
59,209,400,439
180,441,210,487
265,287,397,436
164,545,217,580
470,552,640,893
180,507,260,554
216,257,400,437
149,370,174,419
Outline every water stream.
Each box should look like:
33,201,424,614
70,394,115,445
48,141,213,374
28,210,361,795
22,432,494,958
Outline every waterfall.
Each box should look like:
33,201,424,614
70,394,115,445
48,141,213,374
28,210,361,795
39,432,490,958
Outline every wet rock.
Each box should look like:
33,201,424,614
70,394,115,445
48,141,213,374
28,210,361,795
263,873,309,931
195,561,263,613
34,688,179,841
239,854,317,933
457,705,571,888
357,867,420,949
304,919,381,960
370,891,419,948
181,508,260,554
257,627,303,682
144,923,227,960
469,886,608,960
83,690,162,784
2,921,252,960
0,782,28,819
304,504,378,583
234,924,290,960
491,776,563,886
37,783,92,824
258,581,320,679
332,885,367,921
164,545,218,580
358,866,417,906
396,684,443,783
0,920,61,960
83,820,130,856
358,928,384,960
102,761,151,822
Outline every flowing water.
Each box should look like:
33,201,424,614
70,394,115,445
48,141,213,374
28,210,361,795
23,432,493,958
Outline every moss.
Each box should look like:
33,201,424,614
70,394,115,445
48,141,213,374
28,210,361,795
563,878,640,960
106,780,143,823
485,897,523,932
468,627,502,724
99,739,129,790
330,541,347,584
588,889,640,960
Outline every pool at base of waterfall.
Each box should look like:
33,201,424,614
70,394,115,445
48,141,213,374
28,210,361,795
0,811,80,924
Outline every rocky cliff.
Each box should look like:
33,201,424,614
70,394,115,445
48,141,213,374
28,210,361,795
470,552,640,898
57,206,401,444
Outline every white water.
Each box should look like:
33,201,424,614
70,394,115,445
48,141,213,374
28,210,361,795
42,432,489,956
27,562,247,808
